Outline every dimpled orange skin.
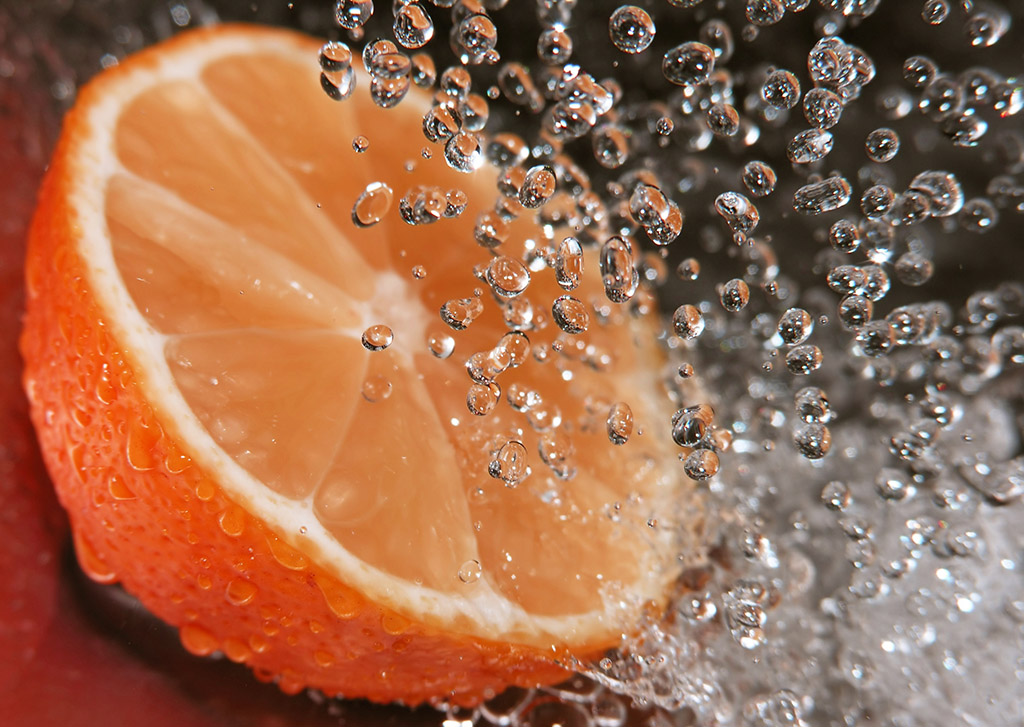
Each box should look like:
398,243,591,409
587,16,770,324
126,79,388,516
19,60,574,709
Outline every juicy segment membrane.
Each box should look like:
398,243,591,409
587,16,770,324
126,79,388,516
69,27,697,647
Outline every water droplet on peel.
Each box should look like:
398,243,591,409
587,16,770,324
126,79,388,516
72,527,118,583
458,559,482,583
226,578,258,606
180,622,219,656
361,374,393,402
361,324,394,351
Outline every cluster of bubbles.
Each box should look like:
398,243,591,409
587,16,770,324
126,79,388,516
311,0,1024,724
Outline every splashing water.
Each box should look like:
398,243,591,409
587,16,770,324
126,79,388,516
18,0,1024,725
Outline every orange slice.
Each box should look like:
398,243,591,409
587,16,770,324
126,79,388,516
20,24,701,706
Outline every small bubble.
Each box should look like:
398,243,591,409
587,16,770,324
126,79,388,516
352,135,369,152
803,87,843,129
821,480,851,511
334,0,374,30
865,127,900,162
921,0,950,24
552,295,590,334
601,236,640,302
741,161,777,198
673,304,705,340
678,362,695,379
787,129,834,164
794,176,851,214
519,165,557,208
706,102,740,136
762,69,801,109
351,182,393,227
444,131,484,173
537,27,573,64
785,344,823,374
684,449,720,481
777,308,814,345
607,402,634,445
662,42,715,86
488,440,529,487
714,191,759,234
794,422,831,459
467,382,501,416
746,0,785,26
393,1,434,48
795,386,831,422
609,5,656,54
361,324,394,351
441,296,484,331
677,257,700,281
427,329,456,359
487,256,531,298
720,279,750,312
555,237,584,291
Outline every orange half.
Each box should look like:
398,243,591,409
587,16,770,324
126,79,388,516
21,24,703,705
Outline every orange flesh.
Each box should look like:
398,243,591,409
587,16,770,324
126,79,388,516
103,48,679,615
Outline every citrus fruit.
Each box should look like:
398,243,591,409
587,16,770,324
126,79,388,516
20,23,701,706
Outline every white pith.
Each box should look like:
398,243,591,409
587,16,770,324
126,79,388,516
67,25,692,648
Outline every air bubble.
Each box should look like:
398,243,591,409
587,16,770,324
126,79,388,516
684,449,720,481
720,279,750,312
714,191,759,234
793,421,831,459
440,295,484,330
803,87,843,129
662,42,715,86
673,304,705,340
865,127,899,162
746,0,785,26
335,0,373,30
777,308,814,345
762,69,801,110
741,161,777,197
785,344,823,375
393,2,434,48
467,382,500,416
793,176,851,214
607,402,634,445
352,181,393,227
787,129,834,164
706,102,740,136
552,295,590,334
609,5,656,54
444,131,484,173
519,165,556,208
